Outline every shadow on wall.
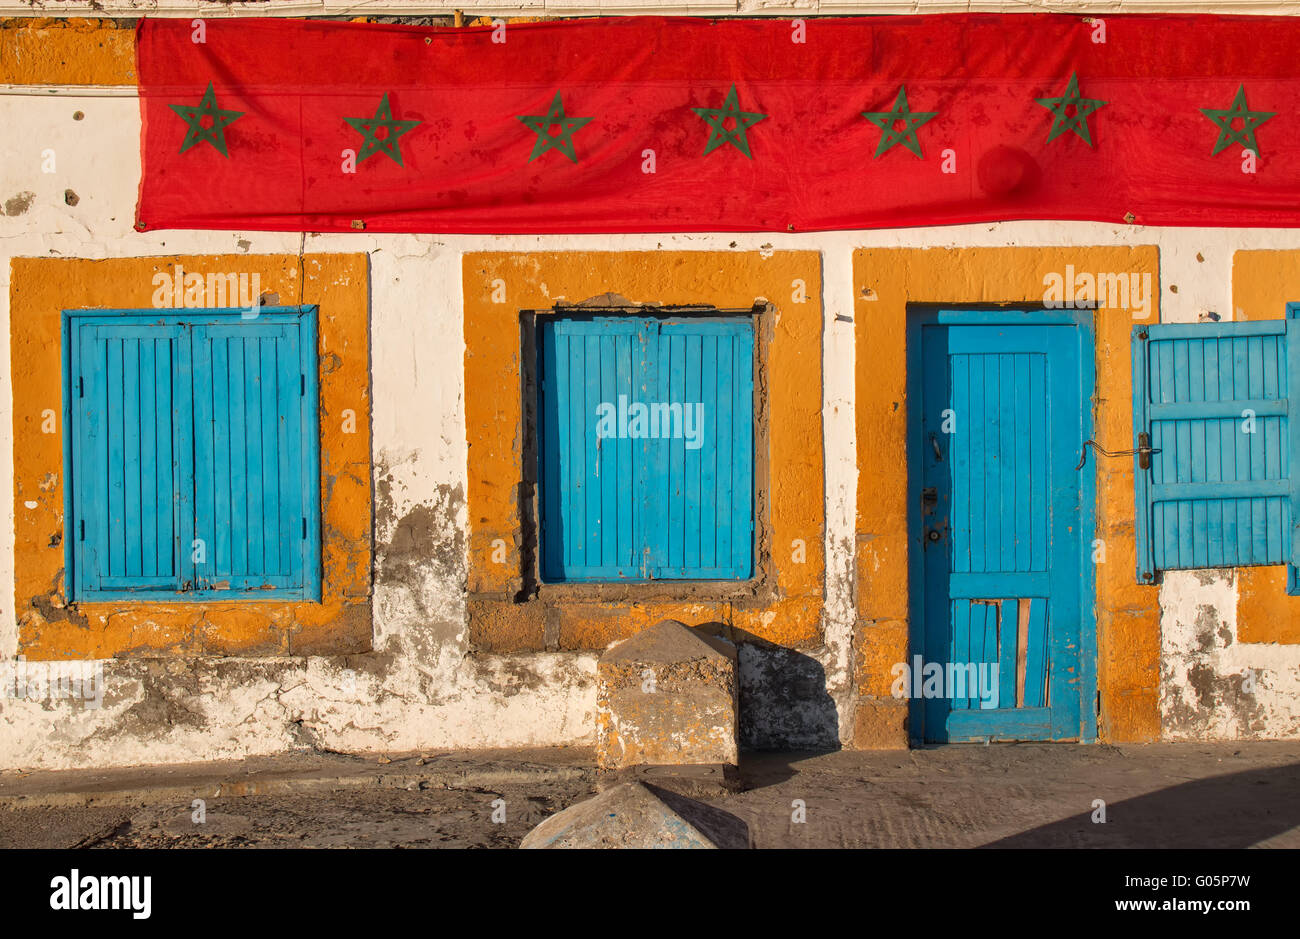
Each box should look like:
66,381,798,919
724,626,839,751
984,762,1300,848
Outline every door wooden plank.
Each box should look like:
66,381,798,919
1029,353,1048,572
951,353,970,573
951,600,971,711
998,598,1018,710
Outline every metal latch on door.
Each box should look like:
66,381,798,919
1075,434,1159,471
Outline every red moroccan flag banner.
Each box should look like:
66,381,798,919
137,14,1300,233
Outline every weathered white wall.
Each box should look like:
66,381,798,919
0,88,1297,769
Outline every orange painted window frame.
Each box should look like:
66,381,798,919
463,250,826,653
9,254,372,660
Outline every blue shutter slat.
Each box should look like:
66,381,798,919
227,338,248,574
243,336,264,574
106,337,126,578
582,335,599,565
684,332,702,572
174,324,197,590
666,331,685,572
699,333,718,569
647,327,669,573
730,328,755,577
275,335,294,576
121,338,142,578
614,332,634,569
543,331,567,576
285,327,308,587
713,330,734,572
1134,320,1294,579
567,333,584,570
205,336,229,577
597,334,615,570
138,339,157,578
643,325,664,573
538,316,753,581
634,323,652,576
260,336,281,573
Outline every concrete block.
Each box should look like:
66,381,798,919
519,781,750,849
596,619,738,769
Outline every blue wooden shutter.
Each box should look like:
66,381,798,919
70,322,192,596
538,315,754,581
1132,320,1296,581
191,318,320,596
68,310,320,601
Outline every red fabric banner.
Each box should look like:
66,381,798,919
137,14,1300,234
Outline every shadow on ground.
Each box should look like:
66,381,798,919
984,762,1300,848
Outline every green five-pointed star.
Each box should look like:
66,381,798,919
169,83,244,157
693,85,767,159
862,86,938,159
344,93,421,167
518,92,593,163
1201,85,1276,157
1036,73,1107,147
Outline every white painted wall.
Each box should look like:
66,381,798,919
0,88,1297,769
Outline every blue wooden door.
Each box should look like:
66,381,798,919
537,316,754,581
916,323,1087,742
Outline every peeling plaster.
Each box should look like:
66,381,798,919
1160,571,1300,740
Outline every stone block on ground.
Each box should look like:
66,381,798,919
595,619,738,769
519,781,750,849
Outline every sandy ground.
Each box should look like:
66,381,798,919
0,741,1297,848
